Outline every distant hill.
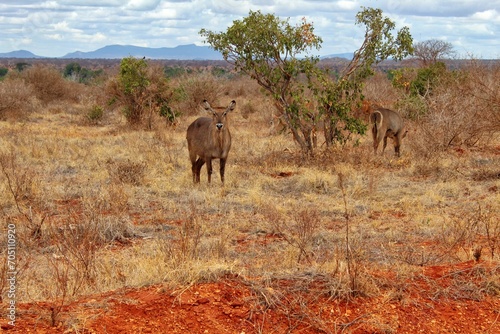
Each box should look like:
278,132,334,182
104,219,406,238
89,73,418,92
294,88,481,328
0,50,43,58
321,52,353,60
0,45,355,60
62,44,223,60
0,44,223,60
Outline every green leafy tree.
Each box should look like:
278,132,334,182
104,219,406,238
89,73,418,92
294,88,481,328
343,7,413,78
15,63,30,72
164,66,187,78
201,8,413,154
315,77,368,146
390,61,450,120
117,56,149,124
409,61,447,97
63,62,103,84
317,7,413,146
0,67,8,79
81,68,104,84
63,62,82,79
201,11,323,153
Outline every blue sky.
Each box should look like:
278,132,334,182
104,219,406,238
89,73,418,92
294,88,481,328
0,0,498,58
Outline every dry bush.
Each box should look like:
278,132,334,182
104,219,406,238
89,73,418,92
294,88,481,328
38,209,137,325
173,72,226,114
77,83,115,126
441,204,500,260
423,94,492,148
362,71,400,106
0,149,38,206
47,220,100,295
141,63,177,128
421,264,500,302
161,210,203,264
410,61,499,157
0,148,47,241
0,78,38,119
105,158,146,186
155,204,239,288
264,205,321,264
20,64,79,105
461,60,500,124
220,75,267,119
222,75,261,99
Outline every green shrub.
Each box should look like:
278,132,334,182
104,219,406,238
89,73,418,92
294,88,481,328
15,62,30,72
0,67,8,79
164,66,191,78
63,62,103,84
86,105,104,124
107,57,175,127
395,95,428,121
409,62,447,97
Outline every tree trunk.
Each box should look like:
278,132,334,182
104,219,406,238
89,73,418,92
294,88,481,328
276,100,314,155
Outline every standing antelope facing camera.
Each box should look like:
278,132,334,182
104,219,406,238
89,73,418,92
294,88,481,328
370,107,407,157
186,100,236,184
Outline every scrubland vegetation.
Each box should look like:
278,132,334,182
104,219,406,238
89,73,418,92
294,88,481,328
0,55,498,332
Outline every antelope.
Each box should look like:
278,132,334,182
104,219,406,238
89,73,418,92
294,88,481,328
369,107,407,157
186,100,236,184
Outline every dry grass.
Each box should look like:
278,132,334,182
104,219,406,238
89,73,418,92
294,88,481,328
0,62,499,329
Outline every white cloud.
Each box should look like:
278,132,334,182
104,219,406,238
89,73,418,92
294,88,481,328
39,1,61,10
0,0,498,58
57,0,124,6
47,33,64,40
52,21,73,32
336,1,357,11
471,9,499,21
125,0,162,11
89,32,107,42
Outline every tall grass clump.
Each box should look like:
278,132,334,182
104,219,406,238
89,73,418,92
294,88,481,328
21,64,79,105
0,78,37,120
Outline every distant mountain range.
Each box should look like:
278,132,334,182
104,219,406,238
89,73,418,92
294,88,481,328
0,50,43,59
0,44,223,60
0,44,353,60
63,44,225,60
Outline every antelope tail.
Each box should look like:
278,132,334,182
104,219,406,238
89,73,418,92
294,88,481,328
370,111,383,136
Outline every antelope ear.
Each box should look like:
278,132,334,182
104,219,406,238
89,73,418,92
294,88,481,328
202,100,211,111
227,100,236,112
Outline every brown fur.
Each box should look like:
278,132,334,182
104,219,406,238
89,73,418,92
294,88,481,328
370,107,407,157
186,100,236,183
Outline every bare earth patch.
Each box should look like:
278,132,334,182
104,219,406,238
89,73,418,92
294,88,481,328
3,260,499,333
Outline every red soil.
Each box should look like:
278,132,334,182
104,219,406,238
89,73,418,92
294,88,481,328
2,260,499,333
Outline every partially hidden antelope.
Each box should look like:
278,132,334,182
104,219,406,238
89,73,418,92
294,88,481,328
369,107,407,157
186,100,236,184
